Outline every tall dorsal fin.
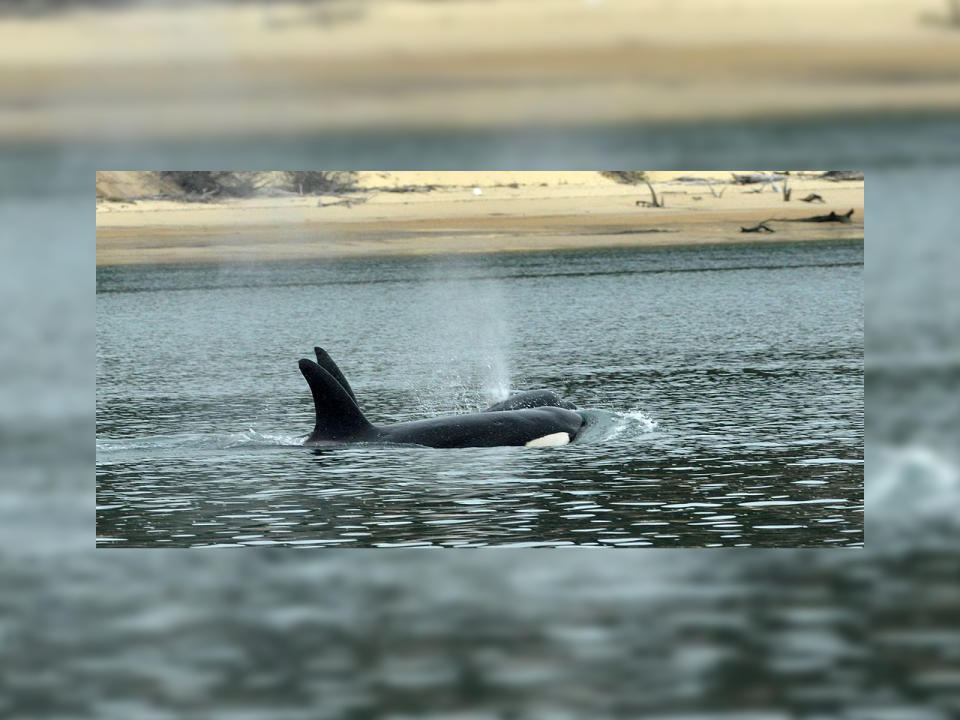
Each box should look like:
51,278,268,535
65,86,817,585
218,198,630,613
313,347,358,404
298,359,373,441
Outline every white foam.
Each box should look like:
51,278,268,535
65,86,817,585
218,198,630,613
526,432,570,447
622,410,658,432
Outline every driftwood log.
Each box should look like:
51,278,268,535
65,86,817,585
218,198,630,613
820,171,864,182
740,221,775,233
318,196,369,208
800,193,825,203
795,208,855,223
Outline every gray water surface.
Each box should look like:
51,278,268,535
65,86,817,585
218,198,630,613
96,240,863,548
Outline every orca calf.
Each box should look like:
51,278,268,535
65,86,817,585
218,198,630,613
299,348,584,448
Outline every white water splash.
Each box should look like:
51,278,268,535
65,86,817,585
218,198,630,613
621,409,659,433
575,408,659,444
482,358,511,403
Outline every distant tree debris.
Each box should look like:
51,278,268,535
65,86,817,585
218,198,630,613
157,171,261,201
769,208,857,223
740,218,776,233
732,172,786,194
800,193,825,203
600,171,648,185
820,171,864,181
317,196,368,209
731,172,787,186
635,181,664,208
607,229,677,236
157,171,217,197
374,184,439,193
286,171,357,195
782,181,792,202
154,171,358,201
740,220,775,233
671,176,727,198
793,208,856,223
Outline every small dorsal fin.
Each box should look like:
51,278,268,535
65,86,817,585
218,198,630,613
298,359,373,441
313,347,358,404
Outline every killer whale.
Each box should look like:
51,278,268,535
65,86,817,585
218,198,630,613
299,350,584,448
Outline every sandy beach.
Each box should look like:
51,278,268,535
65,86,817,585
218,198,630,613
96,171,863,266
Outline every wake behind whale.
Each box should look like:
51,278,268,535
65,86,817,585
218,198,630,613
300,347,585,449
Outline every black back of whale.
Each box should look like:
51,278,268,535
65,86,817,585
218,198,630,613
483,390,576,412
299,356,583,448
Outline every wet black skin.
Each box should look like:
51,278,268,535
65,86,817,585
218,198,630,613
482,390,576,412
299,351,584,449
331,405,584,449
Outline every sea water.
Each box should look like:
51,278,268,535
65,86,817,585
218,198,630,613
96,240,863,548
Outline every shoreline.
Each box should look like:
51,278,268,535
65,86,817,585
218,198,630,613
96,173,864,266
96,234,864,270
